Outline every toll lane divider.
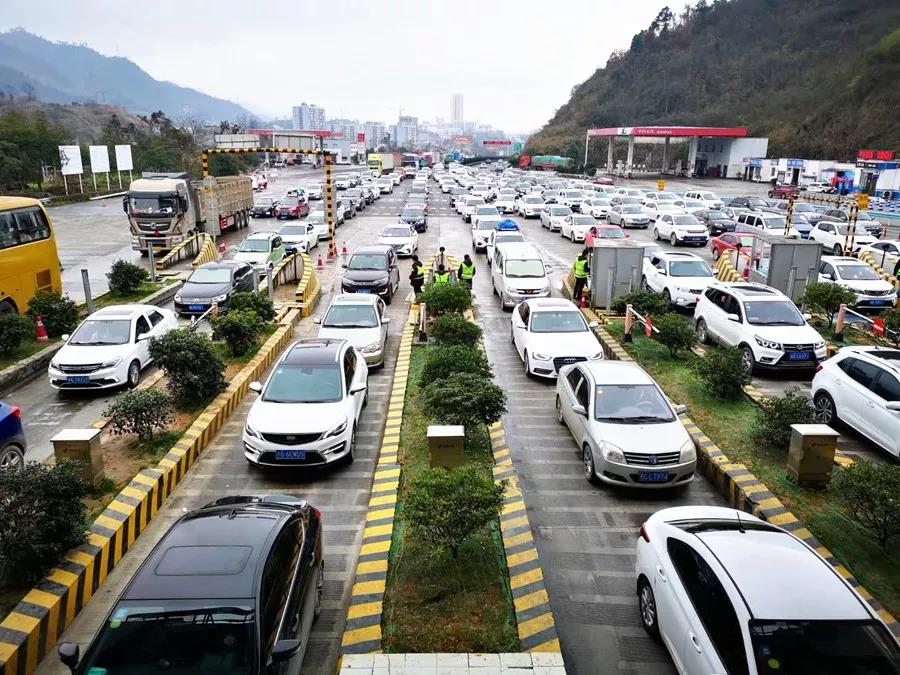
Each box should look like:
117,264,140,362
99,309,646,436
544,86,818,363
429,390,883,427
256,252,305,295
154,233,202,270
0,309,303,675
340,305,416,655
858,250,900,293
581,307,898,638
294,253,321,317
190,233,217,268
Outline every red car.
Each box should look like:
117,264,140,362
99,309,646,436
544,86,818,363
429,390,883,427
769,183,799,199
592,176,615,185
710,232,758,261
275,196,310,219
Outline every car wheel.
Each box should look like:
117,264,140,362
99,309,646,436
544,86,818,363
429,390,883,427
583,445,599,485
570,232,576,242
653,228,660,241
696,319,711,345
740,345,756,375
363,388,369,408
344,425,356,465
670,233,678,247
556,396,565,425
523,351,532,378
314,558,324,620
385,288,393,305
126,360,141,389
0,444,25,471
814,392,838,425
832,244,843,256
712,247,720,260
638,578,661,640
663,289,672,305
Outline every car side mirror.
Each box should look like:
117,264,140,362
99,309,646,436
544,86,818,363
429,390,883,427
350,384,367,395
122,196,129,213
572,403,587,417
589,321,599,328
137,333,150,342
313,317,322,324
58,642,79,671
272,639,301,662
341,263,348,269
382,317,391,324
802,313,812,321
249,381,263,394
674,404,688,415
61,333,70,341
886,402,900,412
726,313,740,322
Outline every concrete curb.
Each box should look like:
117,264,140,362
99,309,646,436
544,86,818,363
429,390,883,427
154,233,201,270
581,307,899,638
294,253,321,317
190,234,217,269
0,308,301,675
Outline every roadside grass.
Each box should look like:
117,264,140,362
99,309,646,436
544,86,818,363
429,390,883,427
606,321,900,617
381,345,519,653
0,338,54,370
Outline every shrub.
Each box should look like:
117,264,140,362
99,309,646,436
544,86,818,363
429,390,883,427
421,372,507,431
653,313,697,357
830,460,900,549
106,259,149,295
405,465,506,558
230,291,276,322
420,345,491,388
612,289,671,317
103,389,174,441
27,291,79,337
212,309,264,357
0,460,86,586
418,283,472,316
0,312,33,355
430,313,482,346
803,282,857,327
882,307,900,347
149,329,226,406
753,386,816,451
691,347,750,400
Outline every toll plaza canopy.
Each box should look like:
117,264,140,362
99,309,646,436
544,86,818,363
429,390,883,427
587,126,748,137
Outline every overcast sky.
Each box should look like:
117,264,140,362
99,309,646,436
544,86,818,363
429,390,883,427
2,0,667,133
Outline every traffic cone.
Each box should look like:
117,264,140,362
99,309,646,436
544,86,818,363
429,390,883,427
341,241,348,256
316,255,325,270
326,249,335,263
218,240,227,255
579,291,588,309
35,315,49,343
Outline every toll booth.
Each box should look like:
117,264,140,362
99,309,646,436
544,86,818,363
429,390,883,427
589,240,645,309
729,233,822,304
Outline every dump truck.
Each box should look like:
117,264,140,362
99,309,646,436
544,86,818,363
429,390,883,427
124,172,254,252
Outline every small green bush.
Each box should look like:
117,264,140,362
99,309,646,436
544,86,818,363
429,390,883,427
230,291,276,322
753,386,816,451
0,312,33,355
420,345,491,388
405,465,506,558
0,460,87,585
106,259,149,295
803,282,857,327
418,283,472,316
103,389,174,441
430,313,482,346
882,307,900,347
212,309,264,357
27,291,79,338
149,329,226,407
830,460,900,549
691,347,750,400
653,313,698,358
421,372,507,431
612,289,671,317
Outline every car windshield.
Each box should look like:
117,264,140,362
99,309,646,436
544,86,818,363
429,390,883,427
669,260,713,277
836,264,881,281
762,217,787,228
505,259,545,278
671,216,698,226
572,217,596,227
279,225,306,236
348,253,388,271
382,227,411,238
551,207,572,216
594,384,674,423
593,199,611,206
401,209,424,219
188,268,232,284
129,193,178,214
279,196,299,206
308,214,325,224
324,304,378,328
526,197,543,204
685,200,704,207
254,198,274,207
598,228,624,239
744,300,806,326
530,311,586,333
748,619,900,675
264,363,343,403
707,210,728,219
476,207,498,215
795,204,816,212
306,184,320,190
657,192,677,200
239,239,270,253
77,600,254,675
70,319,132,346
496,233,525,244
857,212,874,221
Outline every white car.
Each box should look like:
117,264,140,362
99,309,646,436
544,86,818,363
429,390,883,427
305,183,323,200
693,281,827,373
735,212,801,240
471,205,501,230
608,204,651,229
817,257,897,309
278,222,318,254
376,178,393,194
643,251,716,307
561,214,598,243
559,190,585,210
641,191,679,204
860,240,900,276
653,214,709,247
391,172,402,186
581,197,612,219
486,229,526,266
306,213,329,241
516,195,545,218
315,294,390,367
679,198,707,216
243,338,368,467
335,176,352,190
48,305,178,390
512,298,602,378
812,346,900,458
808,220,878,256
540,205,573,232
377,224,419,257
556,360,696,487
494,193,518,214
643,200,685,222
460,196,485,220
636,506,900,675
684,189,723,209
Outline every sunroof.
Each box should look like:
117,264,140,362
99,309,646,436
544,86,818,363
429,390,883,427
155,545,252,576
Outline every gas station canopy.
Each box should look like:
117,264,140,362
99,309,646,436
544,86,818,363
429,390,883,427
587,126,749,138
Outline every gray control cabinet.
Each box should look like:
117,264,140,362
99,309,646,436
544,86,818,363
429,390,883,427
747,238,822,304
589,241,645,309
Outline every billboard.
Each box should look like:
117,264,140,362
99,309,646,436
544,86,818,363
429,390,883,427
483,140,511,145
114,144,134,171
357,132,365,142
89,145,110,173
58,145,83,175
451,135,473,143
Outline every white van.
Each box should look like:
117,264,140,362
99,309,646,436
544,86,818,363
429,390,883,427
490,242,551,310
735,212,801,239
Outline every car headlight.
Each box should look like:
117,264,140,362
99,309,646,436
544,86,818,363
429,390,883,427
174,293,182,302
754,335,783,351
363,341,382,354
679,440,696,463
101,358,122,369
599,441,625,464
213,293,229,302
674,286,689,293
532,352,551,361
323,420,348,439
50,359,59,369
342,278,356,286
244,423,261,439
814,340,826,350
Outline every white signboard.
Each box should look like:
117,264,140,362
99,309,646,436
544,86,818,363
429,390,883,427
89,145,110,173
58,145,83,175
114,144,134,171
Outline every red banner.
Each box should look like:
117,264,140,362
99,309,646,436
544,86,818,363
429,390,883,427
483,139,512,145
857,150,894,161
451,135,473,143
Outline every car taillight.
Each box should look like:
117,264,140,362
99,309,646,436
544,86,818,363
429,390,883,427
639,523,650,542
10,406,21,418
312,507,321,521
815,363,823,373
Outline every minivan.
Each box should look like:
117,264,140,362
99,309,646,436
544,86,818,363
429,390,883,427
735,212,801,239
490,242,551,310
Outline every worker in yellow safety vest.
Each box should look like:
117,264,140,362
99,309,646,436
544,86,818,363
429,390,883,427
458,254,476,289
572,248,590,305
433,264,452,285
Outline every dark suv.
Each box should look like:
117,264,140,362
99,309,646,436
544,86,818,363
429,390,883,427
58,495,324,675
341,245,401,303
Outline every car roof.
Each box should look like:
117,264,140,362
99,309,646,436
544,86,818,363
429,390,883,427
833,346,900,374
245,231,277,240
656,250,703,261
526,298,578,312
330,293,379,307
709,281,784,300
352,245,392,255
822,256,865,264
497,242,541,259
581,360,654,385
199,260,245,270
282,338,345,364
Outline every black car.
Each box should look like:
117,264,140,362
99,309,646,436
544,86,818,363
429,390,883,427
344,189,365,211
341,245,401,304
339,198,355,220
174,261,255,316
727,196,768,210
58,495,323,675
251,197,279,218
399,207,428,232
695,209,737,236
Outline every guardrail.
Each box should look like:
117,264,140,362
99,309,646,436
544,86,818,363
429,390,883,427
834,304,898,344
622,304,659,342
154,233,204,270
857,250,900,292
191,233,218,268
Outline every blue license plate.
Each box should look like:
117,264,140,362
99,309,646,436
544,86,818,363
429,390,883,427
869,300,888,306
639,471,669,482
188,304,206,311
356,288,372,294
275,450,306,461
66,375,90,384
788,351,811,361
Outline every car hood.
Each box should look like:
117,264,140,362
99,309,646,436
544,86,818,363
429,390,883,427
506,276,549,291
179,281,233,299
317,326,381,348
55,343,129,366
670,276,715,288
839,278,895,293
378,235,413,245
234,251,269,264
344,270,390,282
247,399,346,435
526,331,601,358
752,324,824,344
589,419,690,455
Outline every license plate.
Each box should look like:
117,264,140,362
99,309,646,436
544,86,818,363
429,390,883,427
687,236,705,241
356,288,372,294
188,304,206,311
639,471,669,482
66,375,90,384
276,450,306,460
869,299,888,306
788,351,811,361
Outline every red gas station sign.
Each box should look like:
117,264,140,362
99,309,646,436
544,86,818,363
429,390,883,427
857,149,894,161
483,139,512,145
357,133,365,142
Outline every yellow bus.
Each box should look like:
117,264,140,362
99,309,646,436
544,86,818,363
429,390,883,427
0,196,62,314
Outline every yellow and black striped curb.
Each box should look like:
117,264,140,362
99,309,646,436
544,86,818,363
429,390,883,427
294,253,321,317
154,233,202,270
489,421,561,653
190,233,218,269
590,315,899,639
0,310,302,675
858,250,900,293
714,254,743,282
340,308,415,655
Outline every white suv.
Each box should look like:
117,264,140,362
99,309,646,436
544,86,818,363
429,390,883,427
653,214,709,247
812,346,900,458
809,220,878,256
684,189,723,209
817,257,897,309
643,251,716,308
693,282,826,373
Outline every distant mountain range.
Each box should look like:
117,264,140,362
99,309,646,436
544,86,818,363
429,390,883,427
0,29,253,122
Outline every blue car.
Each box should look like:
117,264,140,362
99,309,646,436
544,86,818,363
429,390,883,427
0,401,25,470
